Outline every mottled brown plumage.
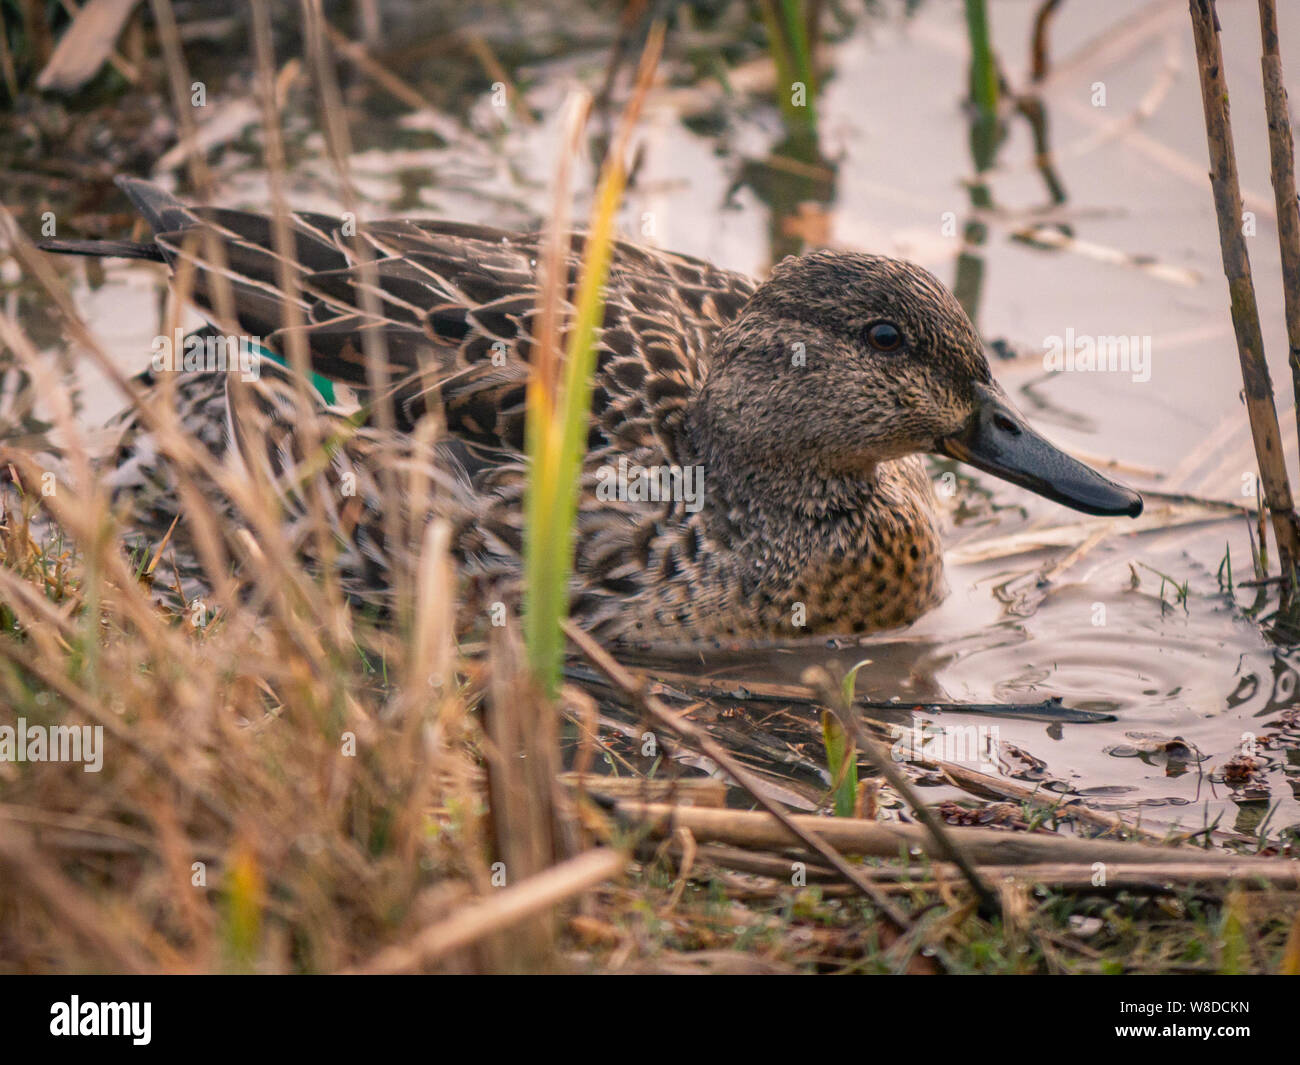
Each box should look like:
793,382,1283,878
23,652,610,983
47,179,1142,645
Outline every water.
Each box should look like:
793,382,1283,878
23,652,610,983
5,0,1299,835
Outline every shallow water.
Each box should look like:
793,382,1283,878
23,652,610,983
6,0,1300,835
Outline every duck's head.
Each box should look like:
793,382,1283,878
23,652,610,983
696,251,1143,518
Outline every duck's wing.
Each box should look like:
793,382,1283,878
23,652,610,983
306,218,757,471
45,180,756,631
62,179,756,474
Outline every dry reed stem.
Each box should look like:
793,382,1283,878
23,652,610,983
346,847,628,974
0,16,19,99
737,861,1300,895
1257,0,1300,452
532,95,591,419
1189,0,1300,578
614,801,1293,868
250,0,341,618
300,0,406,621
321,20,437,114
482,623,566,964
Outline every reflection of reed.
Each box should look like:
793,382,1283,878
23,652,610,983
954,0,1002,326
748,1,835,263
757,0,820,135
737,128,836,264
957,0,1076,326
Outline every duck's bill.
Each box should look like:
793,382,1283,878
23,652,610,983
935,383,1143,518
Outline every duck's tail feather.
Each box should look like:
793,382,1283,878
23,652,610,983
114,175,197,234
38,238,167,262
38,177,193,261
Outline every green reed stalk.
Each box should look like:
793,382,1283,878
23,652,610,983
523,181,624,698
523,27,664,696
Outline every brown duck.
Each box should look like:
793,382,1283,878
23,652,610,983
44,178,1143,643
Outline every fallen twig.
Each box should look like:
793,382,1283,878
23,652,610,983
930,760,1169,843
615,800,1294,869
681,842,1298,896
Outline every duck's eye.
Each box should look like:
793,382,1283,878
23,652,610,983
865,321,904,353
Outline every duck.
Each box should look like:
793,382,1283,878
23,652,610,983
41,177,1143,644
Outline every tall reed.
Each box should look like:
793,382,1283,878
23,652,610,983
523,27,664,697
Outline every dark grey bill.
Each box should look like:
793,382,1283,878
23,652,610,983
936,383,1143,518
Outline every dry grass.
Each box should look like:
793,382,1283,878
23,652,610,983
0,409,507,972
0,0,618,974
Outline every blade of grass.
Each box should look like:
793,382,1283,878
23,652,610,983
820,709,857,817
